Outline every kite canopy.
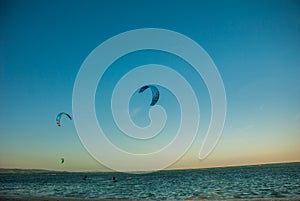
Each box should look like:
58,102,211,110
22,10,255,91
60,158,64,164
56,112,72,127
139,85,160,106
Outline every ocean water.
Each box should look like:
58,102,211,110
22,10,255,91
0,163,299,200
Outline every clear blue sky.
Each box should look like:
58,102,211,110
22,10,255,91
1,0,299,171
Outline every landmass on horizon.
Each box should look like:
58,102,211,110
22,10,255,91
1,162,299,174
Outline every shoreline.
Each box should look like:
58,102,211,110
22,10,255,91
0,196,114,201
1,196,300,201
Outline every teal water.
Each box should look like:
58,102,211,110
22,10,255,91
1,163,299,200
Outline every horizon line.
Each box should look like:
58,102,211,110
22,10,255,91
1,161,299,174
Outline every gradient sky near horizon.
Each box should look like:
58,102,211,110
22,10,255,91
1,0,299,171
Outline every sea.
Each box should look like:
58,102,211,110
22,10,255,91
0,163,299,200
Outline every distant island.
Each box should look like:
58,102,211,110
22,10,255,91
1,161,299,174
0,168,56,174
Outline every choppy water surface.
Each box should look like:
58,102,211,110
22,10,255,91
1,163,299,200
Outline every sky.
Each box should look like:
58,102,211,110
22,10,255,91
0,0,300,172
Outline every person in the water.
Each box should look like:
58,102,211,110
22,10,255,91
113,176,117,182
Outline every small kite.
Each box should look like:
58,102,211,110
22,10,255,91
56,112,72,127
60,158,64,164
139,85,160,106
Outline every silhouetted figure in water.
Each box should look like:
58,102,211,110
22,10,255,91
83,175,87,181
113,176,117,182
